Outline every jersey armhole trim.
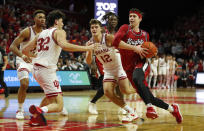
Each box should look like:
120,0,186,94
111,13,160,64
52,29,59,45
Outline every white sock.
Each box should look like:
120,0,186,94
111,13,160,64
18,103,23,111
123,105,134,114
41,106,48,113
167,105,174,112
147,103,152,107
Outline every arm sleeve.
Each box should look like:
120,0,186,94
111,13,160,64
112,24,129,48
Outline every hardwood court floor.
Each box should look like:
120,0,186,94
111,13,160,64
0,88,204,131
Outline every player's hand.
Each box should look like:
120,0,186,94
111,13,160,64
86,44,95,51
134,45,149,58
22,55,32,63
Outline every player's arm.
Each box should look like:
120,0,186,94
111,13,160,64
107,33,148,57
112,24,128,47
22,35,38,58
9,28,30,57
55,30,94,52
85,41,93,65
107,34,138,50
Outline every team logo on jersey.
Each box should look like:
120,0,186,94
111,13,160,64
95,48,109,55
53,80,59,89
127,38,144,46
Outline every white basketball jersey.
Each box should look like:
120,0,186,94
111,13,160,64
93,33,122,70
32,28,62,69
159,57,166,67
16,26,36,63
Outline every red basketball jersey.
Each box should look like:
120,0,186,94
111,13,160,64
113,24,149,72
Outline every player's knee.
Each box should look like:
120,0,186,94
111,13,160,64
132,69,144,86
20,79,29,89
104,87,114,97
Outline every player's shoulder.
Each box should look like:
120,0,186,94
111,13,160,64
20,26,31,35
120,24,129,29
55,29,66,34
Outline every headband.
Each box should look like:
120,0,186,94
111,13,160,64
129,11,142,18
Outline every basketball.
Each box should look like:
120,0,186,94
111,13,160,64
141,42,158,58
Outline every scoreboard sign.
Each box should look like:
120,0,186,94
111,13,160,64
94,0,118,24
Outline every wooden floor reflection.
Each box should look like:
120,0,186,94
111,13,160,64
0,88,204,131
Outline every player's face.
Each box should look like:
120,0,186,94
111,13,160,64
129,13,142,28
90,24,102,37
108,15,118,28
34,13,46,27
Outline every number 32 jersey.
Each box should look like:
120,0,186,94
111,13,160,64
94,33,123,71
32,28,62,69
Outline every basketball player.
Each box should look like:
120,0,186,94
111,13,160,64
112,8,182,123
148,56,158,88
86,19,146,122
166,55,172,89
88,12,119,114
158,54,167,89
22,10,95,126
169,56,178,88
9,10,46,120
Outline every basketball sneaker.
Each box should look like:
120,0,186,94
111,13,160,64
146,106,158,119
171,104,183,124
29,105,47,126
122,111,139,123
88,102,98,115
16,110,24,120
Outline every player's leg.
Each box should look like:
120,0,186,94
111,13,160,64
103,81,138,122
132,65,182,123
119,78,136,95
28,66,64,126
88,75,104,114
0,70,9,97
16,69,30,120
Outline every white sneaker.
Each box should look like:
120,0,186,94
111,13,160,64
122,112,139,123
59,107,68,116
118,108,127,115
88,102,98,115
16,110,24,120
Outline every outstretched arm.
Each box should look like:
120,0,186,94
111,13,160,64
55,30,93,52
85,41,93,65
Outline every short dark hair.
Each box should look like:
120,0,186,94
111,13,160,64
33,10,46,18
46,10,65,28
102,12,118,22
129,8,144,17
89,19,102,27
